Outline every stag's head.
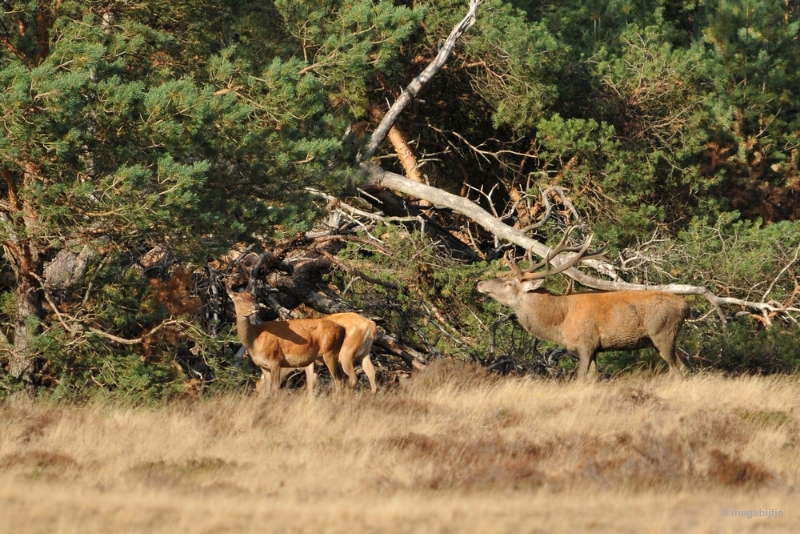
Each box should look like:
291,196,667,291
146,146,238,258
477,230,603,306
476,276,545,308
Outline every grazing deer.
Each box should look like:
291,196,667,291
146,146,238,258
476,232,690,379
228,290,345,395
255,312,378,394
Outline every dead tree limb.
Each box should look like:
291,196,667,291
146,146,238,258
362,163,800,326
358,0,480,163
374,332,428,370
306,187,479,260
88,320,180,346
369,104,424,187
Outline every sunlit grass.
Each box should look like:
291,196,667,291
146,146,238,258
1,363,798,533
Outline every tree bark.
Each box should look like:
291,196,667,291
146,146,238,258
8,275,42,385
34,1,53,64
369,104,424,187
0,3,54,390
2,167,45,388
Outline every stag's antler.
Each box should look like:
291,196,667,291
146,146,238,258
503,250,524,277
506,228,606,280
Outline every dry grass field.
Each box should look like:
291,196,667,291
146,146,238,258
1,362,798,533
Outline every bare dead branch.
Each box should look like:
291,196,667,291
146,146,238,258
0,32,32,66
305,186,423,226
315,247,401,291
488,312,516,357
363,163,800,326
374,332,428,370
88,320,180,346
358,0,480,162
29,272,78,336
762,244,800,302
369,104,425,188
520,186,580,232
428,124,531,171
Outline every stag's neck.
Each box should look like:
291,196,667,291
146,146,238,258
516,292,568,340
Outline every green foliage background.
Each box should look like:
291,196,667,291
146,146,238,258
1,0,798,401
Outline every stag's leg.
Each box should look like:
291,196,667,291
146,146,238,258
652,334,687,377
361,355,377,393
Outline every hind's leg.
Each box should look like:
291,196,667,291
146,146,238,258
339,353,358,390
256,370,270,398
576,349,595,380
304,363,316,397
361,355,377,393
322,352,344,392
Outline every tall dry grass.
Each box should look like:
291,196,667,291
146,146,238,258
1,362,798,533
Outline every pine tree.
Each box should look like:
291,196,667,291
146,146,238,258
0,1,347,393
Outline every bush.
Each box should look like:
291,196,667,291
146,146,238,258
690,319,800,376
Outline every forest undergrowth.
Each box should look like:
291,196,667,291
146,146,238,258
1,362,798,534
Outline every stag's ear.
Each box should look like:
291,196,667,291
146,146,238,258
520,279,545,292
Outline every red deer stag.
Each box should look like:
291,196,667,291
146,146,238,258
476,232,690,379
228,290,345,395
